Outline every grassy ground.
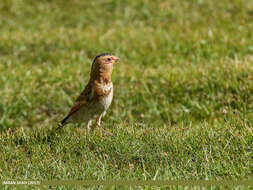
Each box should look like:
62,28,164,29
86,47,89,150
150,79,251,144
0,0,252,189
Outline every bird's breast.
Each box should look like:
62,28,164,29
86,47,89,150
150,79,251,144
97,83,113,110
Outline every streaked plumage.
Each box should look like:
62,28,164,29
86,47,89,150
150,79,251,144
58,53,119,132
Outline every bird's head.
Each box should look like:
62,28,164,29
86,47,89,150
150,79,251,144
94,53,119,66
91,53,119,78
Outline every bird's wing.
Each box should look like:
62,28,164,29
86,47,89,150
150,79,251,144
59,81,94,127
68,81,94,116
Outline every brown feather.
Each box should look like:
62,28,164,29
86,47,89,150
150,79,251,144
58,54,119,129
63,81,93,121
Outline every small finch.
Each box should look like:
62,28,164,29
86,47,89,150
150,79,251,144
58,53,119,133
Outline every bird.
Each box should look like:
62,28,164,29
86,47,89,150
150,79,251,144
57,53,119,133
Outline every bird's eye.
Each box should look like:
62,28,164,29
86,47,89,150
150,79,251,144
106,58,111,62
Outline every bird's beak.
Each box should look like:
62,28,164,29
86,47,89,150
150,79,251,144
113,56,120,63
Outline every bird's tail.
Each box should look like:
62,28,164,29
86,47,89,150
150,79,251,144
56,116,69,130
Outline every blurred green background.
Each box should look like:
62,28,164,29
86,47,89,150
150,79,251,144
0,0,252,188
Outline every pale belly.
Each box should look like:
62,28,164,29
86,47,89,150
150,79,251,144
99,87,113,110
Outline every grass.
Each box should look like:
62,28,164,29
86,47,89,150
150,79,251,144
0,0,253,189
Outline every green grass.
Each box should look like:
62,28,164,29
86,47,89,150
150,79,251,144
0,0,253,189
